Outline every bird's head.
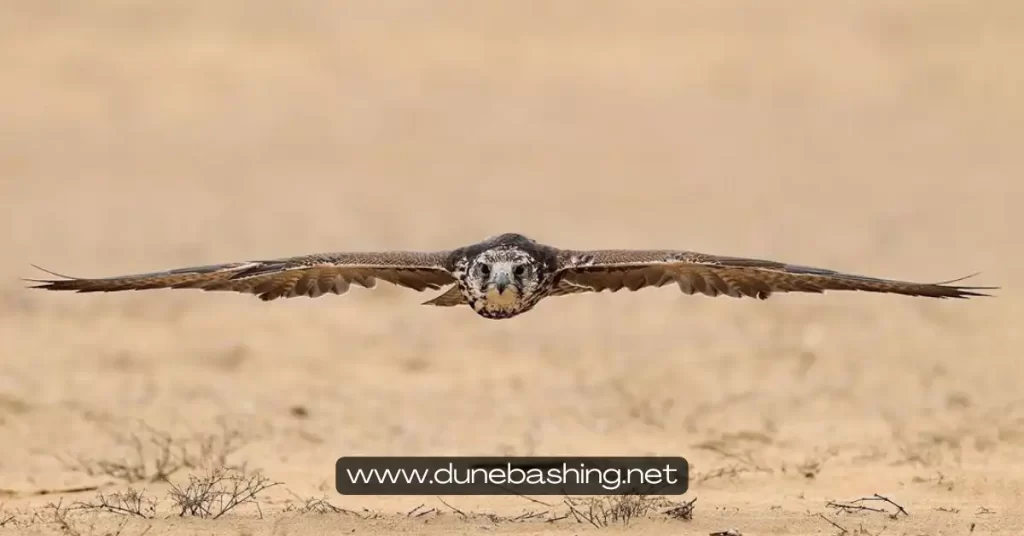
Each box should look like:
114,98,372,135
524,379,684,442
464,246,544,318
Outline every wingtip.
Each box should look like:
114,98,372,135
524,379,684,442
22,264,80,290
933,272,998,298
949,286,998,299
933,272,983,286
28,264,77,280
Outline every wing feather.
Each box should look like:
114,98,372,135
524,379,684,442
555,249,996,300
26,251,457,302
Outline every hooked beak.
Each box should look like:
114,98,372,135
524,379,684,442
493,272,512,294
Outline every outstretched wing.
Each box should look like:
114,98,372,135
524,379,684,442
554,249,996,300
27,251,457,302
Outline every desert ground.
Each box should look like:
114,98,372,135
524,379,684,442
1,2,1022,535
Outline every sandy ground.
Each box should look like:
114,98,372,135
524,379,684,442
1,2,1023,535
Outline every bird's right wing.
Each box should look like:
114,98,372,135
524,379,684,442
27,250,458,302
553,249,996,300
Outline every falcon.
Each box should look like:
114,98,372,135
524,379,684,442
26,233,995,320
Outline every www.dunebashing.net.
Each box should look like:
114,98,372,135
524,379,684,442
334,457,690,496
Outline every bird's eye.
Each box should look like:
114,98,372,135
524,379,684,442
513,265,526,277
478,264,490,276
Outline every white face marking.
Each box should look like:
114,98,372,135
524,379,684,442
461,247,544,318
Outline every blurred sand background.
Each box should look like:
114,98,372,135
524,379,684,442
1,1,1022,534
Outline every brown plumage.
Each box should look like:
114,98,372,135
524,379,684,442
26,233,995,319
27,251,455,302
553,249,992,300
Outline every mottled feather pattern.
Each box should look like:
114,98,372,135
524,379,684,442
27,233,994,319
28,251,456,302
554,249,993,299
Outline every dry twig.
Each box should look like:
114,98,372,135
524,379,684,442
75,488,158,519
827,494,908,520
166,466,280,519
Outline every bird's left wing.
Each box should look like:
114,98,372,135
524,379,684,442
554,249,996,300
27,250,457,302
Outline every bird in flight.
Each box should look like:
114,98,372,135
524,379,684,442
26,233,995,320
